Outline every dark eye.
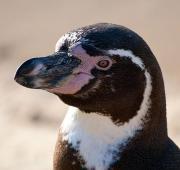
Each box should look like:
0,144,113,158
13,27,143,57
97,60,110,68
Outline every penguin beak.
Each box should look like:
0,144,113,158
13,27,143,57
14,52,81,90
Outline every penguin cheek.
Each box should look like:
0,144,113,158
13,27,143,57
46,73,95,95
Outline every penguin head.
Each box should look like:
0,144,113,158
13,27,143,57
15,23,163,122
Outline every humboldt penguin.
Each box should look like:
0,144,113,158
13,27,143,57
15,23,180,170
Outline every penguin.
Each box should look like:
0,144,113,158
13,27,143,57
15,23,180,170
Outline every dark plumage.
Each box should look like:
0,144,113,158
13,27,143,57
15,23,180,170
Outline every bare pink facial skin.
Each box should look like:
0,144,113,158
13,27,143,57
47,44,113,95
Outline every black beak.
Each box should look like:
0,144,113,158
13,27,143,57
14,52,81,89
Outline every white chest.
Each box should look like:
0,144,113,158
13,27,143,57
60,107,144,170
60,71,152,170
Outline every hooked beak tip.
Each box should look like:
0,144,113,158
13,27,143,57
14,57,42,88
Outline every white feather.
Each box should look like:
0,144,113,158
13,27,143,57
108,49,145,69
60,69,152,170
55,30,83,52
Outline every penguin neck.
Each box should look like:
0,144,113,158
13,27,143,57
60,70,168,169
118,67,168,163
60,103,167,170
60,107,148,170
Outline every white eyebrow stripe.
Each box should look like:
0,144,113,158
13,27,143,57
55,33,69,52
55,30,84,53
108,49,145,70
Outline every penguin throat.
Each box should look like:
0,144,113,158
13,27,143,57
60,70,152,170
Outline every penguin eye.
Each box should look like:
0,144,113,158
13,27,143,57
96,59,111,70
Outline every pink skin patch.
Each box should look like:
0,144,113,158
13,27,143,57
47,73,94,94
47,44,113,95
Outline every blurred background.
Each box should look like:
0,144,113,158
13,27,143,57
0,0,179,169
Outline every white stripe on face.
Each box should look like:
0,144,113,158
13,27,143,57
55,30,83,52
108,49,145,70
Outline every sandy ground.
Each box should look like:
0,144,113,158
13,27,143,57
0,0,179,169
